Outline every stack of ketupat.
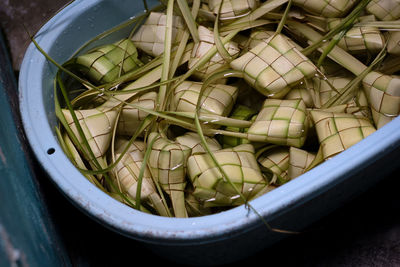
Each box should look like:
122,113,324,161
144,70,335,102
54,0,400,217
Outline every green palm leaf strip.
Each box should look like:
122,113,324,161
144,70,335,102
301,0,373,56
177,0,200,43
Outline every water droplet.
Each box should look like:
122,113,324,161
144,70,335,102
230,195,240,200
171,163,183,171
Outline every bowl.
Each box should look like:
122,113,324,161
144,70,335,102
18,0,400,265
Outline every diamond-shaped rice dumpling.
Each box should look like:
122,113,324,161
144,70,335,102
187,144,268,207
230,34,317,98
310,111,376,160
247,99,309,148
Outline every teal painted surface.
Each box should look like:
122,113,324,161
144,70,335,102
0,30,71,267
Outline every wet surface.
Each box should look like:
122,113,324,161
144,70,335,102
1,1,400,266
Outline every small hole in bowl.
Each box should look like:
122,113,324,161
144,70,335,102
47,148,55,155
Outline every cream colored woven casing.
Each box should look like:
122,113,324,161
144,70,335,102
288,147,316,180
310,76,353,109
387,31,400,56
176,132,222,154
284,81,314,108
230,34,317,98
247,99,309,148
68,39,142,84
132,12,185,57
171,80,238,116
366,0,400,21
362,71,400,128
293,0,358,18
113,139,169,216
114,140,156,200
188,26,240,80
246,30,303,51
187,144,267,207
148,133,192,217
258,146,290,184
208,0,258,21
117,92,157,136
310,111,376,160
62,108,118,159
327,16,385,54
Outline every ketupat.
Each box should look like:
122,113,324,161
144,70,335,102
230,34,318,98
176,132,222,154
49,0,400,218
288,20,400,129
189,26,240,80
148,133,192,218
288,147,316,179
187,144,268,207
326,15,385,54
366,0,400,21
208,0,259,21
257,146,290,184
247,99,309,147
112,138,170,216
64,39,143,84
131,12,185,57
171,80,239,116
310,111,376,160
117,91,157,136
292,0,358,18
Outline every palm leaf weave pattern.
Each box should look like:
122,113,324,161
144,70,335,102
247,99,309,147
188,26,240,80
62,108,118,159
362,71,400,128
132,12,185,57
113,139,168,216
66,39,142,84
187,144,267,207
327,16,385,54
117,92,157,136
310,110,376,160
258,146,290,184
387,31,400,56
293,0,358,18
366,0,400,21
176,132,222,154
230,34,317,98
288,147,316,179
148,133,191,217
171,80,238,116
208,0,258,21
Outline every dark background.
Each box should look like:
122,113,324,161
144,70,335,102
1,1,400,266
